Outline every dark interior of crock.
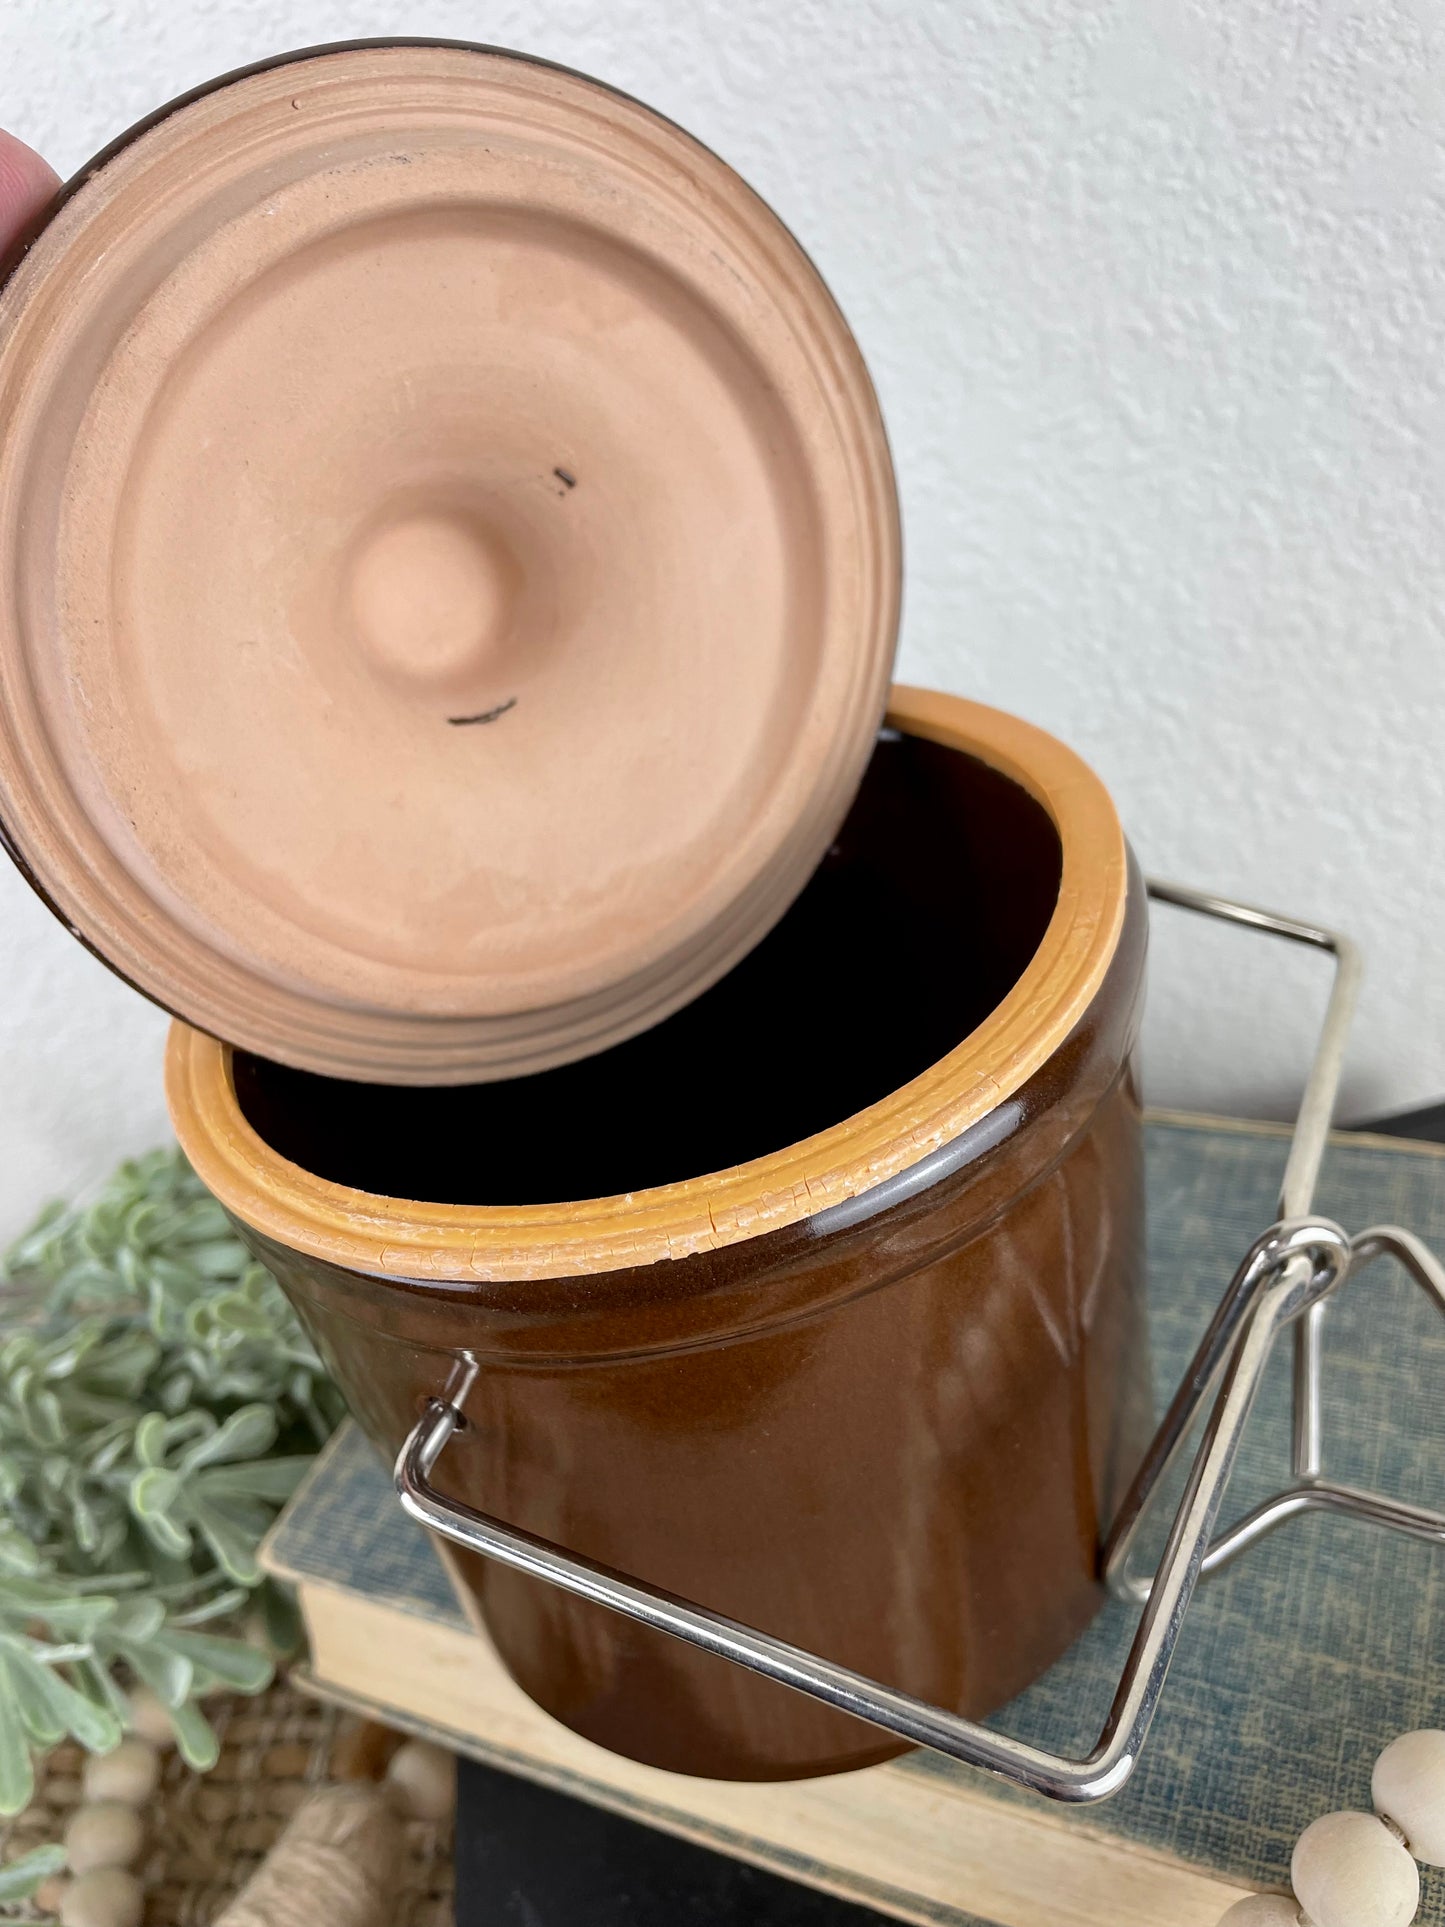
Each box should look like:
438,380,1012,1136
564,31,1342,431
233,731,1063,1204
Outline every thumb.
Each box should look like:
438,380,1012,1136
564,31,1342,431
0,129,60,253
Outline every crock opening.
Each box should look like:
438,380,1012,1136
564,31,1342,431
232,730,1062,1206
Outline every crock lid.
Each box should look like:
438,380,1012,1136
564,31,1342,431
0,42,900,1084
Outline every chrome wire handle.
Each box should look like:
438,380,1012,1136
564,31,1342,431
395,879,1445,1805
1103,885,1445,1601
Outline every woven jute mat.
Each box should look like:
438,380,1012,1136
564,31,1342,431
0,1680,454,1925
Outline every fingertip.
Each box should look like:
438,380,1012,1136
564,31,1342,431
0,129,61,245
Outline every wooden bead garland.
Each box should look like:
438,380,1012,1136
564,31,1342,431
123,1685,179,1751
1374,1731,1445,1868
1291,1812,1418,1927
1218,1729,1445,1927
1218,1897,1302,1923
61,1803,146,1877
81,1739,161,1809
34,1710,448,1927
58,1868,145,1927
44,1718,162,1926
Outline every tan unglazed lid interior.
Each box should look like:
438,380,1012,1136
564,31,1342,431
0,42,900,1083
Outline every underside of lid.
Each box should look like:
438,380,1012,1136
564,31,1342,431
0,42,900,1082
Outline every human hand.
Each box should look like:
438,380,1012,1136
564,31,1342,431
0,129,60,254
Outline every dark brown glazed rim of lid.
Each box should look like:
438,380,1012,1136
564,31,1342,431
166,688,1128,1284
0,40,901,1085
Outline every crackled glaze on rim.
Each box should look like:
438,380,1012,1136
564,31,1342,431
0,41,900,1083
167,688,1128,1283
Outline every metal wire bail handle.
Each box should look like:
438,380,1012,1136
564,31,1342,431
395,880,1445,1805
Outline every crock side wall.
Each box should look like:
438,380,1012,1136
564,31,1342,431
237,865,1149,1779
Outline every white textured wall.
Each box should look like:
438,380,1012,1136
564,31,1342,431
2,0,1443,1234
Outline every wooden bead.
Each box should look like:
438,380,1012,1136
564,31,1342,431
124,1687,177,1751
1291,1811,1419,1927
59,1868,145,1927
383,1739,456,1822
82,1738,161,1807
1218,1898,1301,1924
63,1802,145,1875
1374,1730,1445,1867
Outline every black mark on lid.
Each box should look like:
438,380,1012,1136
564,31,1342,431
448,697,518,727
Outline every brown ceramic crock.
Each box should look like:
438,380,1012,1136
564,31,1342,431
0,36,1151,1787
167,686,1152,1782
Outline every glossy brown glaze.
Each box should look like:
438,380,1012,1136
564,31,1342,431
188,714,1151,1782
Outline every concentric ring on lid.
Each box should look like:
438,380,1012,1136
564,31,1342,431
0,41,900,1082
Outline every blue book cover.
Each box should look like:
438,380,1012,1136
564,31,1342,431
264,1115,1445,1925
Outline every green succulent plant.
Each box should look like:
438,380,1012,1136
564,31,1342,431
0,1147,344,1819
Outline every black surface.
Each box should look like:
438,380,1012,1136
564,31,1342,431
234,730,1062,1204
1356,1100,1445,1144
452,1757,894,1925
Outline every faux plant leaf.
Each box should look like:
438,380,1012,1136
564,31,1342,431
212,1296,272,1335
165,1692,221,1771
178,1402,277,1471
71,1657,131,1739
0,1841,66,1903
169,1585,249,1629
0,1524,41,1577
191,1501,261,1586
259,1579,303,1659
85,1422,137,1475
196,1458,311,1503
157,1369,194,1414
134,1413,171,1468
1,1652,69,1747
2,1200,65,1272
0,1636,92,1669
0,1584,115,1638
189,1240,253,1279
46,1663,125,1752
39,1453,71,1503
30,1389,65,1446
85,1333,161,1396
129,1479,193,1557
37,1326,102,1379
120,1513,192,1584
0,1690,35,1817
107,1637,192,1709
50,1569,149,1597
0,1145,342,1814
129,1465,186,1525
154,1410,215,1461
158,1627,273,1694
105,1595,166,1644
71,1486,102,1554
184,1301,216,1343
133,1509,194,1562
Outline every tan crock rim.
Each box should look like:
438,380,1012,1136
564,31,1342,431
165,685,1127,1284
